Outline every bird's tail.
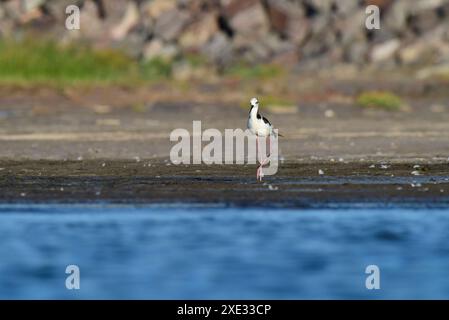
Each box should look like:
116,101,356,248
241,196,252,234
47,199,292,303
273,129,284,138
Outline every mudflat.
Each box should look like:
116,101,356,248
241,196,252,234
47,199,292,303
0,160,448,207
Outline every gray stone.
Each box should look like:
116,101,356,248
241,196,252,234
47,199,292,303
202,32,233,67
370,39,400,63
227,1,269,37
143,39,179,61
154,9,190,42
110,1,140,40
22,0,45,12
179,12,218,50
265,0,308,45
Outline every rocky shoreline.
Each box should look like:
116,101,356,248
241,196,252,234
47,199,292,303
1,0,448,70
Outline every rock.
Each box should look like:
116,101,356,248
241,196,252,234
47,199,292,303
225,1,269,38
363,0,394,10
220,0,260,17
22,0,45,12
265,0,308,45
343,42,369,65
370,39,400,63
398,42,425,65
411,0,449,12
235,32,297,63
0,7,15,36
201,32,233,67
263,33,295,54
234,36,271,62
2,0,22,20
302,21,339,60
0,0,448,69
408,8,442,35
444,22,449,41
143,39,179,61
79,1,106,40
117,32,147,59
179,13,218,50
178,0,216,13
154,9,190,42
302,0,330,15
265,0,300,33
45,0,87,22
146,0,177,18
111,1,140,40
384,0,409,32
336,11,366,46
331,0,363,16
236,32,296,64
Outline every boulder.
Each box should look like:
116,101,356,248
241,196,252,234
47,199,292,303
22,0,45,12
265,0,309,45
1,0,449,70
110,1,140,40
220,0,259,18
179,12,218,50
221,0,269,38
370,39,400,63
331,0,363,17
201,32,233,67
79,0,106,40
2,0,22,20
343,42,369,65
146,0,177,18
408,8,442,35
154,8,190,42
384,0,409,33
143,39,179,61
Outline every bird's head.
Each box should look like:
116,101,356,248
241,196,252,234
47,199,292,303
250,97,259,108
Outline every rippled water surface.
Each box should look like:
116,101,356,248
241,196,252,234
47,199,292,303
1,204,449,299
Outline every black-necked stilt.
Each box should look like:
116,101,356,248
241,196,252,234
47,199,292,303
247,97,281,181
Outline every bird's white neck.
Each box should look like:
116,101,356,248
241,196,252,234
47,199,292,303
250,105,259,118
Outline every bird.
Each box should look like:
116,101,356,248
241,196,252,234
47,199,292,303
247,97,281,181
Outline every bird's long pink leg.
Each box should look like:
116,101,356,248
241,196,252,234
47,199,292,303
262,136,271,165
256,135,261,180
257,136,272,181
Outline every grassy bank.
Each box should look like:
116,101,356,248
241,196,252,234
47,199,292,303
0,38,289,88
0,39,174,87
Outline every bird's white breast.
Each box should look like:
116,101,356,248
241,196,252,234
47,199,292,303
248,115,270,137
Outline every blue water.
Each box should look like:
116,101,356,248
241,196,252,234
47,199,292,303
1,204,449,299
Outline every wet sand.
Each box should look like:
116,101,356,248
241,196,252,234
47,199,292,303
1,160,448,207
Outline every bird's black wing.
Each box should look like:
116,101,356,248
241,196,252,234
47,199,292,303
262,116,271,126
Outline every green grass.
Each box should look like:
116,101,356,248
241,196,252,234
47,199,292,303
356,91,404,111
140,57,172,80
0,38,172,86
0,38,288,87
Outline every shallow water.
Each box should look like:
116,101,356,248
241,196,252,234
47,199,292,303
0,204,449,299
